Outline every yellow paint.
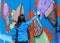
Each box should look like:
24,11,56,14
10,22,16,29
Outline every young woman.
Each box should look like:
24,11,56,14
11,14,40,43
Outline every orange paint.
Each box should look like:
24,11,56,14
28,10,34,42
43,28,54,41
58,13,60,17
57,4,60,17
34,0,39,8
2,2,5,18
28,10,34,19
57,4,60,10
6,25,10,33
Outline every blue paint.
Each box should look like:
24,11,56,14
0,0,60,43
55,0,60,6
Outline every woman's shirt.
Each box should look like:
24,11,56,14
11,15,39,41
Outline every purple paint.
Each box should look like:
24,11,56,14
58,35,60,43
3,3,8,19
37,0,54,18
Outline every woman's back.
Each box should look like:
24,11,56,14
16,22,29,41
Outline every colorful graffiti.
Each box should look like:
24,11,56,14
0,0,60,43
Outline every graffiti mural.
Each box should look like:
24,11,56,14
0,0,60,43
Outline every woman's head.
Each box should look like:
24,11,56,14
18,14,25,22
15,14,25,26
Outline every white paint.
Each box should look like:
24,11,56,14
0,33,12,43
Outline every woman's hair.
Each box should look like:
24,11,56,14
15,14,25,27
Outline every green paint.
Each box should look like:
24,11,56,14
32,31,50,43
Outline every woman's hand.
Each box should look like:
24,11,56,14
37,11,40,16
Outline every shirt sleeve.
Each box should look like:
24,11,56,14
26,15,38,26
10,26,16,40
